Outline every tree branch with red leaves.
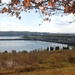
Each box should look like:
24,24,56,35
0,0,75,21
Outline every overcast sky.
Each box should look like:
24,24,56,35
0,0,75,33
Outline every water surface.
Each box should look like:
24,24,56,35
0,40,68,52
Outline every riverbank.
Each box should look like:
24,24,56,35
0,32,75,46
0,49,75,75
22,34,75,46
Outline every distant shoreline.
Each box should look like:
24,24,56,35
0,38,75,46
0,31,75,46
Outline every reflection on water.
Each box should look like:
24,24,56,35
0,36,21,39
0,40,68,52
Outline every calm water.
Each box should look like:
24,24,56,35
0,39,69,52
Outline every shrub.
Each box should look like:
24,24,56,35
50,47,54,51
12,50,16,53
4,50,8,53
47,47,49,51
55,46,59,50
22,50,28,53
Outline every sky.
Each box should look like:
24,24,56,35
0,0,75,33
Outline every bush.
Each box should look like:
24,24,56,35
12,50,16,53
47,47,49,51
55,46,59,50
50,47,54,51
4,50,8,53
22,50,28,53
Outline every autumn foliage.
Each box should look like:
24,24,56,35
0,0,75,19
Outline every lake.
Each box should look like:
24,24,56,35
0,40,70,52
0,36,72,52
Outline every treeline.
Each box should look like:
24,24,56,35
0,31,49,36
0,31,75,37
30,46,70,53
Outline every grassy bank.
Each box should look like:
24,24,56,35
0,49,75,75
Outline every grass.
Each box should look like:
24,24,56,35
0,49,75,75
1,67,75,75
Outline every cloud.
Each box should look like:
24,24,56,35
36,16,75,33
0,11,75,33
59,23,75,33
52,18,68,26
0,17,75,33
2,0,11,3
0,21,25,31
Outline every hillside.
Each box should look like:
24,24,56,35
0,31,75,45
0,49,75,75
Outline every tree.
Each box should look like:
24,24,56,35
0,0,75,21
